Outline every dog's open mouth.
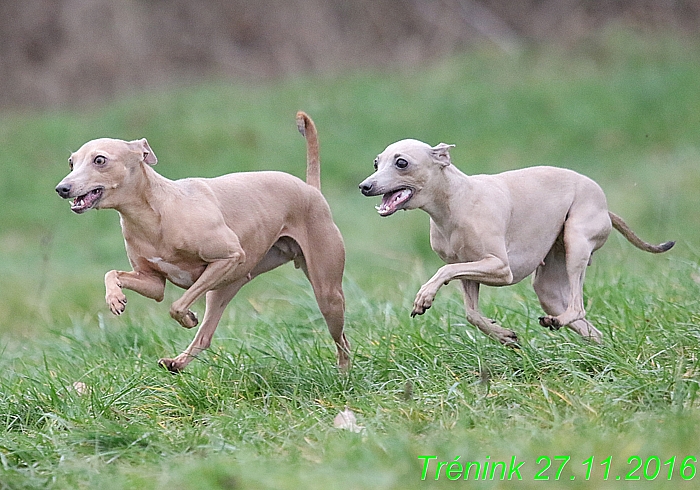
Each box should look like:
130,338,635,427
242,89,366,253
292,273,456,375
71,188,104,214
376,188,413,217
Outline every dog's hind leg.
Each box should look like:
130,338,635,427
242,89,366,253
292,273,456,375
296,228,349,371
159,244,297,372
533,239,603,343
159,280,246,372
460,280,518,345
537,198,610,338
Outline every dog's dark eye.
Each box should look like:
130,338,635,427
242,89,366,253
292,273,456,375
94,155,106,165
395,158,408,169
68,158,73,171
373,158,378,171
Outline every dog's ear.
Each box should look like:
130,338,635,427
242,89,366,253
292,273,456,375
430,143,455,167
130,138,157,166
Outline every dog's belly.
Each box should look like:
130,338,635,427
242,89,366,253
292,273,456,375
505,255,545,284
505,234,563,284
504,224,568,284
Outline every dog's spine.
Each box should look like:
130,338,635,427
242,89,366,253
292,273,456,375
609,212,675,253
296,111,321,191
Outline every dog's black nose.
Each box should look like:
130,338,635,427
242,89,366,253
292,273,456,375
359,182,373,196
55,183,72,198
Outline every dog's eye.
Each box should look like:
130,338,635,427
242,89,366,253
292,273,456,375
68,158,73,171
395,158,408,169
373,158,379,171
94,155,106,166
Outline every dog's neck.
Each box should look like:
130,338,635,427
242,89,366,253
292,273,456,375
114,164,173,239
420,164,472,229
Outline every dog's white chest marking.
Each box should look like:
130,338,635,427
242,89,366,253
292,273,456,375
147,257,194,288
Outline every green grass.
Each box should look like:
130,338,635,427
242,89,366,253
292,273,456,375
2,31,700,488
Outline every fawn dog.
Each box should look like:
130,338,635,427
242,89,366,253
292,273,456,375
360,139,673,344
56,112,349,372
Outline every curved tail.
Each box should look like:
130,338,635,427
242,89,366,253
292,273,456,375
296,111,321,191
609,212,675,254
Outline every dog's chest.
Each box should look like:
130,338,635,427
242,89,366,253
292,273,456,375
430,236,462,264
433,245,462,264
120,220,203,288
429,223,461,263
429,221,483,264
125,241,199,288
145,256,196,288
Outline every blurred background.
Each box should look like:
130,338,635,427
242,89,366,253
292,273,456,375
1,0,699,341
2,0,699,109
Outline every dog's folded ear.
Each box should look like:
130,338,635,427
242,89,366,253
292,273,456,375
431,143,455,167
129,138,158,166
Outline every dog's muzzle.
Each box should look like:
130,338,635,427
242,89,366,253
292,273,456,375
55,182,72,199
359,179,413,216
359,180,377,196
55,181,105,214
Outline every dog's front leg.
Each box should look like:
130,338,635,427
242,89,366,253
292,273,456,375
411,255,512,317
105,270,166,315
169,252,245,328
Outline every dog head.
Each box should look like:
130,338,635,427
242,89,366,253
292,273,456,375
55,138,157,214
358,139,454,216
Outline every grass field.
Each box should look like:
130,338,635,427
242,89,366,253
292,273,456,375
1,31,700,488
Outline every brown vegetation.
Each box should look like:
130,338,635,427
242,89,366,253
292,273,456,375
1,0,697,109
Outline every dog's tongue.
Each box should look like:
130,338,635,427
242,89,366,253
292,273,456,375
377,189,412,216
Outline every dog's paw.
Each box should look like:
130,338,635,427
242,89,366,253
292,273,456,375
539,316,561,331
410,305,429,317
158,357,183,374
337,357,351,374
498,330,520,348
411,286,437,317
170,308,198,329
106,291,127,316
159,352,195,373
182,310,198,328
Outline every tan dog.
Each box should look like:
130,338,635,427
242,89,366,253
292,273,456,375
56,112,349,372
359,139,674,344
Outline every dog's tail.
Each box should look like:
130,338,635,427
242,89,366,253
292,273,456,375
609,212,675,254
296,111,321,191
